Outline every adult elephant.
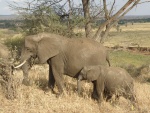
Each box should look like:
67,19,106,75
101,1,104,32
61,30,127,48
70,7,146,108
15,33,110,97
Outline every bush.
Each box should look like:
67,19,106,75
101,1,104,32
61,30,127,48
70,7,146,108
119,64,140,78
120,64,150,83
136,64,150,83
4,35,24,61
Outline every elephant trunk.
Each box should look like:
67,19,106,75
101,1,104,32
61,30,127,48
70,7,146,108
14,60,27,69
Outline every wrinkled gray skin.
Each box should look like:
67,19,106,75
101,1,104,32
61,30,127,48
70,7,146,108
77,65,136,103
18,33,110,97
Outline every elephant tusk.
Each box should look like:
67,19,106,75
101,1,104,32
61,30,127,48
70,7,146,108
14,60,26,69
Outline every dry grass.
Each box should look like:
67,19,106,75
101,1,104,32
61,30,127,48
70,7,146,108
74,23,150,47
0,65,150,113
104,23,150,47
110,23,150,32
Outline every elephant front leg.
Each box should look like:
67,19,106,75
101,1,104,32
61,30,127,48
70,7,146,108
52,66,65,97
91,81,99,100
51,56,65,97
96,80,104,104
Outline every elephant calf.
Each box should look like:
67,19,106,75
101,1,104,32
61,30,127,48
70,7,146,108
77,65,136,104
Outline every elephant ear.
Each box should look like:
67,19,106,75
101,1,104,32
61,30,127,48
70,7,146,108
86,69,99,82
37,37,59,63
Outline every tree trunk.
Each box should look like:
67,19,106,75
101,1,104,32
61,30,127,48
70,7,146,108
94,0,138,42
82,0,92,38
68,0,73,37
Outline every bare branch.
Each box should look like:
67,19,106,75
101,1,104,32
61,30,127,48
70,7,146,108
100,0,141,43
117,0,140,22
94,0,138,41
90,10,104,21
138,1,150,4
112,0,135,20
109,0,115,16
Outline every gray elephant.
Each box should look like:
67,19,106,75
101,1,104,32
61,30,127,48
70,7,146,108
14,33,110,97
77,65,136,104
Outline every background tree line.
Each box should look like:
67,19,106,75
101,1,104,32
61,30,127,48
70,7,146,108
1,17,150,29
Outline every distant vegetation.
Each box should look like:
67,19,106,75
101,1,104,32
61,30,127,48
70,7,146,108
0,20,22,29
118,18,150,25
0,15,150,31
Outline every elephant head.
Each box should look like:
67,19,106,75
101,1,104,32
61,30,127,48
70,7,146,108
15,33,60,68
79,66,100,82
14,33,62,85
77,65,102,95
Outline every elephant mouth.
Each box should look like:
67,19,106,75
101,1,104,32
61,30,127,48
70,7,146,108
14,60,27,69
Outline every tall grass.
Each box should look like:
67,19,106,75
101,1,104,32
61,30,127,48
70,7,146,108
1,65,150,113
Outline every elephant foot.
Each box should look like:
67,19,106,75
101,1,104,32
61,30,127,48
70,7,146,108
98,99,103,105
91,92,99,100
22,78,33,86
44,86,56,94
77,90,83,97
56,91,67,98
56,93,62,98
77,93,82,97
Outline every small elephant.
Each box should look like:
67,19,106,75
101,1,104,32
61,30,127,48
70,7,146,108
77,65,136,104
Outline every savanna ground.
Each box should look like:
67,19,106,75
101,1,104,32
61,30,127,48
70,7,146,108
0,23,150,113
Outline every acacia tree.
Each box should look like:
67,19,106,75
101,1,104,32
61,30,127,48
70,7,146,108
82,0,149,42
9,0,149,42
9,0,67,35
